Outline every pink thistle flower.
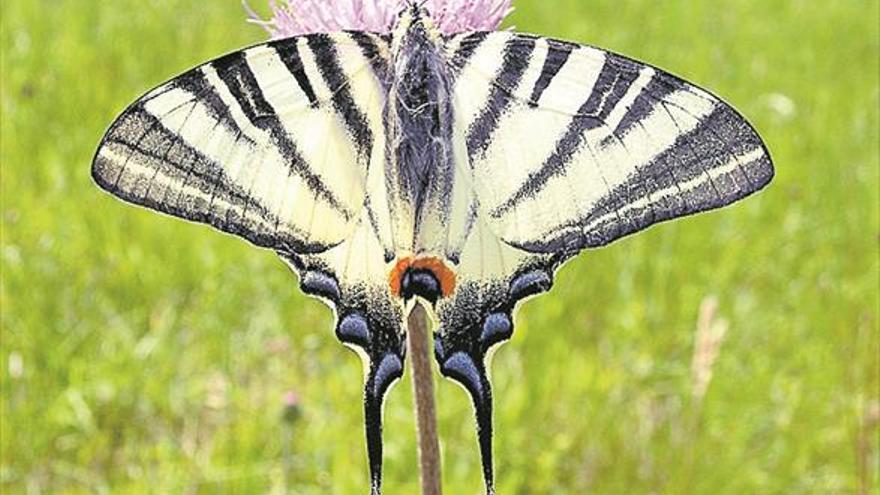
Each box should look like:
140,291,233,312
282,390,302,422
244,0,514,38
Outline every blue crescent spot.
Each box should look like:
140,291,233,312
337,313,371,348
373,353,404,398
509,270,551,301
481,313,512,345
442,351,484,400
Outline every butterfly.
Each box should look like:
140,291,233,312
92,4,773,494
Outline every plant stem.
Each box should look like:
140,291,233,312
407,302,442,495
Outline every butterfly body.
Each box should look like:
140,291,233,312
92,6,773,493
385,7,460,260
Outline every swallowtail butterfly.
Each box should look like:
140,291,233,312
92,4,773,493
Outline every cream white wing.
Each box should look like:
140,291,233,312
93,31,405,494
92,32,391,254
447,32,774,253
279,205,405,495
430,31,774,495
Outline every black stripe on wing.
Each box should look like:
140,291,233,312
269,39,321,108
211,51,355,220
448,31,490,72
527,38,577,107
581,54,641,120
466,36,537,160
346,31,393,88
489,53,640,218
164,69,256,147
93,104,328,254
307,34,374,162
612,71,683,137
516,104,774,252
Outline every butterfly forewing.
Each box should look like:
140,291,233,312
92,33,390,254
448,31,774,253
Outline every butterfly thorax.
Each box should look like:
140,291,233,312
385,9,456,257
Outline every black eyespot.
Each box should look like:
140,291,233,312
400,268,441,303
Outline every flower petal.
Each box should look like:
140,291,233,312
246,0,513,37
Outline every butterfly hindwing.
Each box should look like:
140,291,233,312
279,213,405,495
432,216,564,493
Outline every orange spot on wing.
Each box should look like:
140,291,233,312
389,256,414,297
388,255,457,298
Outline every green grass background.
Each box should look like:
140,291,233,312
2,0,878,493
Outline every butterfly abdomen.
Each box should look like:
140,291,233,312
386,11,457,251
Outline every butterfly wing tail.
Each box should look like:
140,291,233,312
361,335,405,495
435,336,497,494
284,253,406,495
334,311,407,495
